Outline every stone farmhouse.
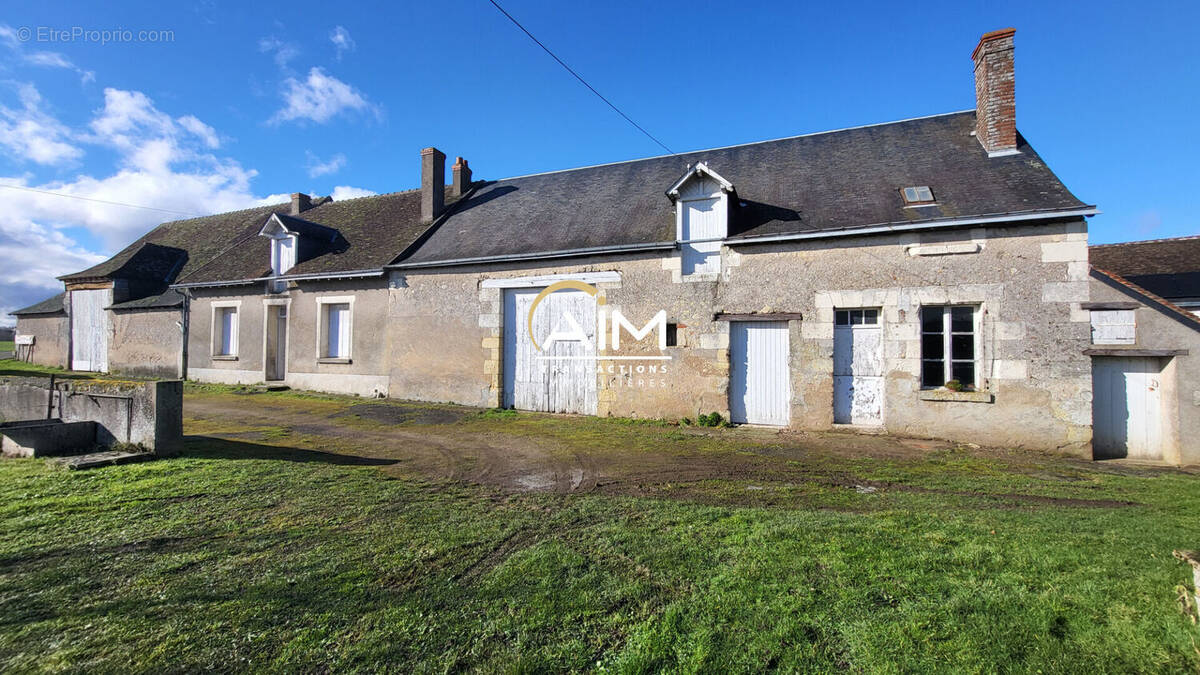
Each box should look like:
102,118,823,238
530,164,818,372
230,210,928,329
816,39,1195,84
12,29,1197,464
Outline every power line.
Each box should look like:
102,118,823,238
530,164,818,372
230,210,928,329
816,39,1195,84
486,0,677,156
0,184,201,217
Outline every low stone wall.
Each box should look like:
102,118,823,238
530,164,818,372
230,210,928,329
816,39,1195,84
0,376,182,454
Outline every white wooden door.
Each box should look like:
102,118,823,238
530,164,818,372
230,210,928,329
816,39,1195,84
70,288,110,372
681,197,722,275
503,288,597,414
274,308,287,380
833,311,883,425
1092,357,1163,460
729,321,790,425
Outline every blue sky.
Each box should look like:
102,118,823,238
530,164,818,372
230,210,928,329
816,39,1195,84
1,0,1196,322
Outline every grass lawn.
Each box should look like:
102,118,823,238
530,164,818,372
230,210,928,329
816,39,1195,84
0,341,13,353
0,380,1198,671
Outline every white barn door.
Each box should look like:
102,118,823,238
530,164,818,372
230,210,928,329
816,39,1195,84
1092,357,1163,460
729,321,790,425
503,288,597,414
833,310,883,425
70,288,110,372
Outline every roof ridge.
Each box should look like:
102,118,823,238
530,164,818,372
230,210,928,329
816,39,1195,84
490,109,976,183
308,188,419,209
1090,234,1200,248
158,200,290,226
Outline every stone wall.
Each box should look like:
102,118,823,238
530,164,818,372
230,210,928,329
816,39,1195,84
109,308,183,379
386,218,1093,453
0,375,182,454
187,280,390,396
1089,273,1200,465
13,314,68,368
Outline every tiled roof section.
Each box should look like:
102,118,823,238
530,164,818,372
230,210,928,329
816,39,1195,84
11,292,65,316
59,203,291,282
397,111,1089,265
1089,235,1200,299
108,289,185,310
1091,266,1200,330
176,190,433,284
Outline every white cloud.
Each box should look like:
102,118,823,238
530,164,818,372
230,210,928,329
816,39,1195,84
0,83,384,325
306,151,346,177
0,83,83,165
177,115,220,148
0,25,95,83
330,185,375,200
270,67,374,124
330,26,355,59
258,36,299,70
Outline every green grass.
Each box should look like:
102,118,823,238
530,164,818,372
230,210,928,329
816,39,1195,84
0,341,13,353
1,393,1200,671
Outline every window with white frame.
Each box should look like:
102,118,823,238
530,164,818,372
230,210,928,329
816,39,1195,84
212,305,239,357
1090,309,1135,345
920,305,978,388
318,299,352,360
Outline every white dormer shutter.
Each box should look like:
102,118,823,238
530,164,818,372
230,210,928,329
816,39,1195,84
272,236,296,275
681,198,722,274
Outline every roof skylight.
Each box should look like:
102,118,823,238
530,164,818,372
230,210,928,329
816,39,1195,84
902,186,935,204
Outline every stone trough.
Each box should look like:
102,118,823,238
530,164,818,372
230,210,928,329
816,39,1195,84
0,374,182,465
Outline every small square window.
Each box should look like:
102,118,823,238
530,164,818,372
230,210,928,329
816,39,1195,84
665,323,679,347
835,310,849,326
901,186,935,204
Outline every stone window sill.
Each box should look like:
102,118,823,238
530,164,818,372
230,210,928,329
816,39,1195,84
318,357,352,365
918,389,993,403
211,354,238,361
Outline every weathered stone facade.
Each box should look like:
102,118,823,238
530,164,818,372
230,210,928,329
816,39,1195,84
378,218,1093,453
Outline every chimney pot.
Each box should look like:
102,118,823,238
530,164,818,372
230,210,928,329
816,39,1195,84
290,192,313,215
451,156,472,198
421,147,446,222
972,27,1018,155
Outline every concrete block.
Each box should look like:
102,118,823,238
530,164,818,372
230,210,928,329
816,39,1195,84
801,321,833,340
996,321,1026,340
478,313,499,329
993,359,1028,380
1067,261,1089,282
1041,240,1088,263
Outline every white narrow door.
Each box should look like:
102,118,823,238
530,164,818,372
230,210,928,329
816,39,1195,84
681,198,722,275
1092,357,1163,460
70,288,110,372
275,309,287,379
503,288,597,414
833,310,883,425
729,321,790,425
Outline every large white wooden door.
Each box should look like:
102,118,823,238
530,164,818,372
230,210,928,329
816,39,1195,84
503,288,597,414
1092,357,1163,460
70,288,110,372
729,321,790,425
681,197,722,275
833,309,883,425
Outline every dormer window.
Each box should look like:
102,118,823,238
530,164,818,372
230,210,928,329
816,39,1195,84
258,212,344,293
666,162,736,276
271,235,296,276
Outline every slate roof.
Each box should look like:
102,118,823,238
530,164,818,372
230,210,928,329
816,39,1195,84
395,111,1091,266
1091,266,1200,329
1089,235,1200,300
60,203,291,282
108,289,186,310
175,190,432,284
11,292,65,316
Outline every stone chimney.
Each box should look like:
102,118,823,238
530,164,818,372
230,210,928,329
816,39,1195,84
451,157,472,198
290,192,313,215
972,28,1018,156
421,147,446,222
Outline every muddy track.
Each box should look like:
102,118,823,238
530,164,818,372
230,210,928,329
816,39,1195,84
184,394,1145,507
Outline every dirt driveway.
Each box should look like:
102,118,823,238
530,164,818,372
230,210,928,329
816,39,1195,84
182,390,1154,505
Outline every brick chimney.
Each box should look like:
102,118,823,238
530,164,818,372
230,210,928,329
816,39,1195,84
421,147,446,222
450,157,472,198
972,28,1018,156
290,192,313,215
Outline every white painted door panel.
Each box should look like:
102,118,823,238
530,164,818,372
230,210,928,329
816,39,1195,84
1092,357,1163,460
503,288,597,414
833,324,883,425
681,198,721,275
730,321,790,425
71,288,110,372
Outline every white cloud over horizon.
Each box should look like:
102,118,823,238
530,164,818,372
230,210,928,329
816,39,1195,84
0,81,373,327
